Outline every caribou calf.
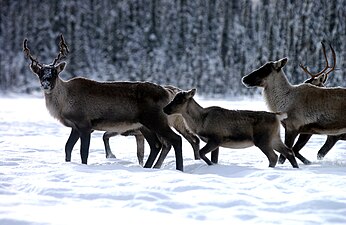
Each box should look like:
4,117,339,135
163,89,299,168
102,85,200,168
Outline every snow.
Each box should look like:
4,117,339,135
1,96,346,225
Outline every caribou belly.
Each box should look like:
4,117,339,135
311,128,346,135
94,122,142,133
220,140,254,149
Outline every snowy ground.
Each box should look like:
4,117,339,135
1,96,346,225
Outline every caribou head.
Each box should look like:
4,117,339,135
23,34,69,93
242,58,288,88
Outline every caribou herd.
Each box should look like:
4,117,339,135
23,35,344,172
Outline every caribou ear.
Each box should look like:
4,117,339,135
273,57,288,71
187,88,196,98
55,61,66,74
30,63,41,76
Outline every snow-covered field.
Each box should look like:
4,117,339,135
1,96,346,225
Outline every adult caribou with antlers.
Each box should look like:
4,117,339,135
23,34,185,171
242,44,346,165
283,42,346,163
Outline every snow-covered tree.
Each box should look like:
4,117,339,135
0,0,345,96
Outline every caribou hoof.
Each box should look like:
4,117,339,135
317,154,324,160
106,154,116,159
278,155,286,164
303,159,312,165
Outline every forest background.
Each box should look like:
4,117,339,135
0,0,345,96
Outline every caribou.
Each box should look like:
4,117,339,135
242,50,346,165
102,85,200,168
163,89,299,168
284,42,346,163
23,34,185,171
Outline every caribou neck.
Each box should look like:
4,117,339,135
264,70,293,112
181,98,205,134
44,77,68,119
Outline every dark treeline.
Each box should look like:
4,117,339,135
0,0,345,96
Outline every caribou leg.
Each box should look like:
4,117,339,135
280,130,311,165
79,130,91,164
254,135,279,168
317,135,342,160
134,133,145,166
102,132,117,158
65,128,79,162
211,148,219,164
153,140,172,169
199,141,220,166
279,133,312,164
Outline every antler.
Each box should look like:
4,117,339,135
325,43,336,76
299,42,336,78
23,39,43,67
51,34,70,66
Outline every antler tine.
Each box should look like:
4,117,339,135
299,42,331,78
325,43,336,76
51,34,69,66
23,39,43,67
59,34,69,55
317,42,330,75
299,63,317,77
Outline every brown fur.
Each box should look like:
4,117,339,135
242,58,346,164
102,85,200,168
28,61,184,171
163,89,298,168
290,74,346,162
